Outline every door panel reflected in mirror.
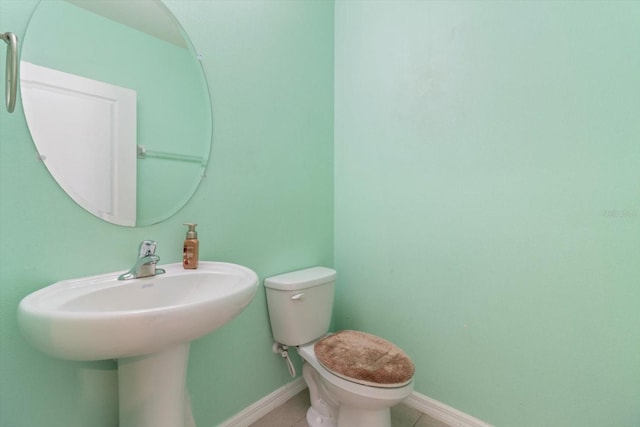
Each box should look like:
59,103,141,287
20,0,212,226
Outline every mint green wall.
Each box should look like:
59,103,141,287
334,1,640,426
0,1,333,426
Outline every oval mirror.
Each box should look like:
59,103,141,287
20,0,212,227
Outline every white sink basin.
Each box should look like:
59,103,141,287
18,261,258,361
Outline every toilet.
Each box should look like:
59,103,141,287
264,267,415,427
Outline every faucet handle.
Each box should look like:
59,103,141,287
138,240,158,257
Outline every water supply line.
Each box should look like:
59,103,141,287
1,32,18,113
272,342,296,377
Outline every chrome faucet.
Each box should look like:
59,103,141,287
118,240,166,280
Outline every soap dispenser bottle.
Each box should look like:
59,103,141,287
183,223,199,269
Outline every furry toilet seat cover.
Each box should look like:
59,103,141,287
314,330,415,387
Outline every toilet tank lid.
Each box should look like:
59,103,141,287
264,266,336,291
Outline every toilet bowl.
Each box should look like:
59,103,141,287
264,267,415,427
298,339,414,427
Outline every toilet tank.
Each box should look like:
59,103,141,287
264,267,336,346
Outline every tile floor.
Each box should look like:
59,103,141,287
249,390,450,427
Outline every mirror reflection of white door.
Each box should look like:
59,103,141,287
21,61,137,226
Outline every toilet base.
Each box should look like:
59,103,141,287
307,405,391,427
306,406,337,427
337,405,390,427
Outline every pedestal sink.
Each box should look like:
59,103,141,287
17,261,259,427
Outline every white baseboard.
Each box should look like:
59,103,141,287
218,378,491,427
217,377,307,427
403,391,493,427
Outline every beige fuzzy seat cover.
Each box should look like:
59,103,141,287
314,330,415,387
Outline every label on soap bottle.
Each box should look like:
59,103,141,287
183,243,198,269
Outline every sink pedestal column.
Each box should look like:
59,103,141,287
118,343,190,427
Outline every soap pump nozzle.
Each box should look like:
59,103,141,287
184,223,198,239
